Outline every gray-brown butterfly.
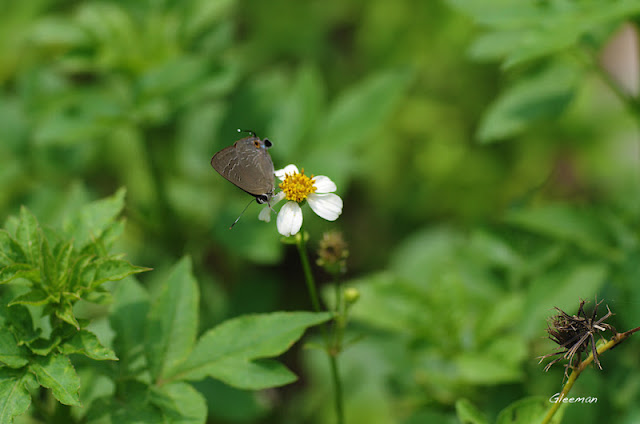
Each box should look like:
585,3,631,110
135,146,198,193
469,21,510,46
211,130,275,227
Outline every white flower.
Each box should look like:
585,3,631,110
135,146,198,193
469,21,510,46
259,164,343,236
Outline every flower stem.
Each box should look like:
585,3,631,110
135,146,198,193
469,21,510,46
296,233,322,313
295,231,345,424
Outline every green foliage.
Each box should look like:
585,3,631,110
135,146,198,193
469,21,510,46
0,190,146,421
95,258,329,422
2,0,640,423
0,194,329,423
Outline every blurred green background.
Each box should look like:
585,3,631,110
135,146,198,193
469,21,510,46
2,0,640,423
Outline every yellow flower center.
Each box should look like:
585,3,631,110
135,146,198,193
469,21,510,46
279,169,316,203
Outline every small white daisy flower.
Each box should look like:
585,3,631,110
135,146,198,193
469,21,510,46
259,164,343,237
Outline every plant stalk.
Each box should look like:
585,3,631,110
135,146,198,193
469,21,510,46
296,231,345,424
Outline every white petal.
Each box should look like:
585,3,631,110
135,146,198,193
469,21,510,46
313,175,337,193
258,206,272,222
307,193,343,221
270,191,286,206
275,164,299,181
277,201,303,236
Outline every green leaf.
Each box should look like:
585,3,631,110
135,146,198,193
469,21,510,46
27,334,62,356
173,311,331,389
60,330,117,361
307,69,412,185
151,382,207,424
55,301,80,330
0,330,29,368
53,240,74,286
183,0,234,41
77,258,150,292
30,354,81,406
15,207,41,265
496,396,563,424
477,63,579,143
317,68,412,150
267,65,325,159
39,237,58,288
455,352,523,384
5,305,40,344
455,399,488,424
110,277,149,372
83,288,113,304
9,289,51,307
86,380,164,423
0,369,32,424
505,204,619,258
63,188,126,249
90,259,151,289
145,257,199,382
0,230,27,266
0,263,35,285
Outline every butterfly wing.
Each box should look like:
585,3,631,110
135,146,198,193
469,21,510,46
211,136,275,198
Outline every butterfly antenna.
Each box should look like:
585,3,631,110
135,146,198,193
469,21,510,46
229,198,255,229
237,128,257,137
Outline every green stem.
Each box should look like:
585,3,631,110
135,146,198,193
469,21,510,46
295,231,345,424
296,233,322,313
541,330,636,424
328,353,344,424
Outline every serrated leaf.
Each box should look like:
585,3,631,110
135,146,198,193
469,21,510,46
40,237,58,288
0,230,27,266
27,334,62,356
6,305,41,344
91,219,125,255
60,330,117,361
0,264,35,285
477,63,579,143
63,188,126,249
78,258,150,292
0,330,29,368
8,289,51,306
145,257,199,382
172,311,331,389
55,301,80,330
15,207,41,265
68,255,94,291
30,354,81,406
0,369,32,423
53,241,74,286
91,259,150,289
151,382,207,424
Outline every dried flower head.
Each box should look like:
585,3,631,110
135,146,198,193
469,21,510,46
539,299,616,376
316,231,349,275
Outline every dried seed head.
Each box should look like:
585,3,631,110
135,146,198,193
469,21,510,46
316,231,349,275
539,299,615,376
